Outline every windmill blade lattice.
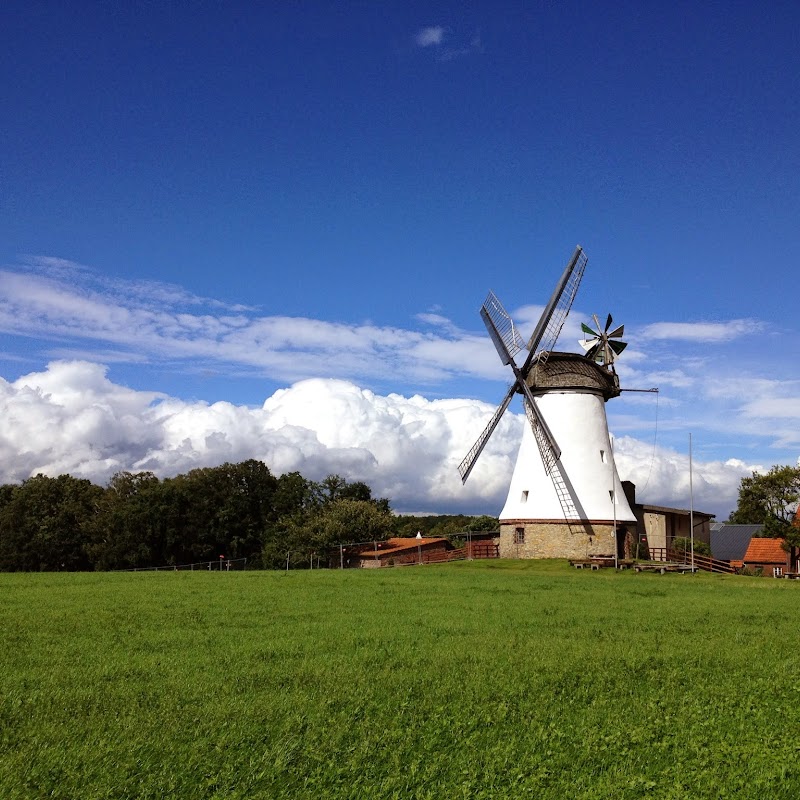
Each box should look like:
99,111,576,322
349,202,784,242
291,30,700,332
526,247,588,363
459,246,587,486
458,383,516,482
579,313,627,366
480,291,526,366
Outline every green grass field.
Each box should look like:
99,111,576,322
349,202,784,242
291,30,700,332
2,561,800,799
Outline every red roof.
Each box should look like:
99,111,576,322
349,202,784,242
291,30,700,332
743,537,786,565
349,537,450,559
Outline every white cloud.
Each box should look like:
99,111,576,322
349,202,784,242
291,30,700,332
0,360,769,519
0,261,496,387
740,396,800,420
412,26,482,60
0,257,798,519
414,26,445,47
641,319,763,342
611,436,758,519
0,361,521,513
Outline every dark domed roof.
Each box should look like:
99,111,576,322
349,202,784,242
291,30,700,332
525,351,620,400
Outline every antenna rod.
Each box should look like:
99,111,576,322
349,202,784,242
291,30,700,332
689,432,695,573
619,388,659,393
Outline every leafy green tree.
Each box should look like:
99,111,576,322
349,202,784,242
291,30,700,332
469,515,500,531
0,474,102,571
729,465,800,538
262,494,394,569
317,474,348,504
175,460,278,563
87,471,164,569
391,514,499,538
311,498,393,550
311,475,390,512
273,471,316,517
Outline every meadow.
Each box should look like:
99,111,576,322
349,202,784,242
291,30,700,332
2,561,800,799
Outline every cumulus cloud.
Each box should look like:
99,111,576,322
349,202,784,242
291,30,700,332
0,256,797,519
612,437,758,519
0,361,523,513
0,360,763,519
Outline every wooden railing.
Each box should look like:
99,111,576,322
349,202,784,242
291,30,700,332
648,547,736,574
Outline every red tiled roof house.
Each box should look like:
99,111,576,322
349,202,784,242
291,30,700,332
740,537,789,576
342,537,452,568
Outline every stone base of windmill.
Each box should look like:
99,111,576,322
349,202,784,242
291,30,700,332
499,520,624,560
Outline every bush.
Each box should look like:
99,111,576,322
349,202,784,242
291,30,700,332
671,536,711,557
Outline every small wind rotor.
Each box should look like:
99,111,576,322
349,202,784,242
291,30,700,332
579,314,627,367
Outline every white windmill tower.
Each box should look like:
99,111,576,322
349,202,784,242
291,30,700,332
459,246,636,560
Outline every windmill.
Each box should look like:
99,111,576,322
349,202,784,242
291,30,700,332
459,245,636,560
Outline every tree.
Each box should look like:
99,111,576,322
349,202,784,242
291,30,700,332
174,460,278,563
310,499,394,550
0,474,102,571
273,471,316,517
87,471,164,569
262,498,394,569
391,513,500,538
729,465,800,538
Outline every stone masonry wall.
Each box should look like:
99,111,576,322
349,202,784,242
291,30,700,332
499,521,617,560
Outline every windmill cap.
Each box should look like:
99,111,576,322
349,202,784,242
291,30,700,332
526,351,621,400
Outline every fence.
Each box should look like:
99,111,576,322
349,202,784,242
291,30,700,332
123,557,248,572
648,547,735,575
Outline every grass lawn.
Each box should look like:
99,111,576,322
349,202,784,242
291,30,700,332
2,561,800,799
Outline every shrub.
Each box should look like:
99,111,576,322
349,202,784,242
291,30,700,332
671,536,711,557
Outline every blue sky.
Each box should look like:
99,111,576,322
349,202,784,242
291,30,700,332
1,2,799,519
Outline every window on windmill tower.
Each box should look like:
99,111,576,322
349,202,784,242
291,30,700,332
600,449,606,463
521,490,529,503
514,527,525,544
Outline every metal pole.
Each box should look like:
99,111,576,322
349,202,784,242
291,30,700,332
611,435,618,569
689,433,695,572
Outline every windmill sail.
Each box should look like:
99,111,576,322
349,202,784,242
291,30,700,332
480,292,526,365
459,245,586,503
458,384,516,482
523,398,560,475
522,246,587,369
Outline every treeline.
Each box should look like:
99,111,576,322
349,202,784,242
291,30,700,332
0,461,498,572
392,514,499,538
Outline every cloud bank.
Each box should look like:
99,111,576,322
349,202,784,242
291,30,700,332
0,360,761,518
0,360,518,514
1,256,798,520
